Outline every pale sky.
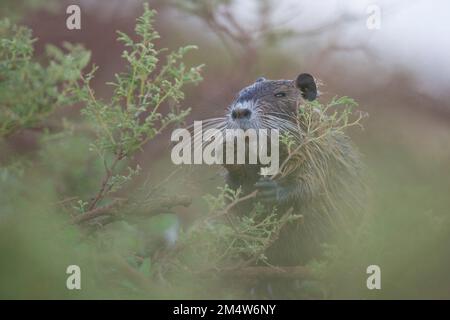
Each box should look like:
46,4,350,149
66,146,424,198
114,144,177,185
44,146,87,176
232,0,450,98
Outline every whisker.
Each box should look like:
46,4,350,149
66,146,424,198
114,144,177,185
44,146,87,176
185,117,227,130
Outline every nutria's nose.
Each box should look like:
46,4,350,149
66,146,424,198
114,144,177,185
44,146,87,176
231,108,252,120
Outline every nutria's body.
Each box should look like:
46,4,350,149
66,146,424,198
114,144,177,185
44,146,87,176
222,74,364,267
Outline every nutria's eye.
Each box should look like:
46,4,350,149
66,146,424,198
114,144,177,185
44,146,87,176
274,92,286,98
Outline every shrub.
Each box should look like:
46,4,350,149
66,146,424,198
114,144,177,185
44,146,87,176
0,19,89,137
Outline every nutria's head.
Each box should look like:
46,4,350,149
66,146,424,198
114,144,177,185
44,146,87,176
226,73,317,131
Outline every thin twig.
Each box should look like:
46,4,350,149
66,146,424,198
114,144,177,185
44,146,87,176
72,198,127,225
73,195,192,225
87,153,123,211
221,265,313,280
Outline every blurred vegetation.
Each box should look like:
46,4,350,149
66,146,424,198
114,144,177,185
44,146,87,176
0,19,89,137
0,1,450,300
0,0,58,21
0,4,204,299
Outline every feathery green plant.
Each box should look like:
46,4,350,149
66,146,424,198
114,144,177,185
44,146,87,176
73,4,203,212
0,19,89,137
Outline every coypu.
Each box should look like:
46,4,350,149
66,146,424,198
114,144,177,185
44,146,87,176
212,73,365,269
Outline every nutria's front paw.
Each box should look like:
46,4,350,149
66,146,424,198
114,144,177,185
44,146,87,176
254,178,285,204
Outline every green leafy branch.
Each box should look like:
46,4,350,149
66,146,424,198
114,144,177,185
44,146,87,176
72,5,203,216
155,186,302,279
277,96,367,179
0,19,90,137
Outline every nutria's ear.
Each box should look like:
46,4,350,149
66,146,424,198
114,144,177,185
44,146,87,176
255,77,266,82
295,73,317,101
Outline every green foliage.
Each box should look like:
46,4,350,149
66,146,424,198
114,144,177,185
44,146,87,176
77,5,202,160
202,184,240,213
299,96,362,134
0,19,90,137
59,5,202,215
160,186,302,276
0,6,204,298
277,95,366,184
38,130,104,198
281,96,363,150
66,5,203,213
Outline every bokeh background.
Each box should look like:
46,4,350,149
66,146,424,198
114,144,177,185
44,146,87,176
1,0,450,299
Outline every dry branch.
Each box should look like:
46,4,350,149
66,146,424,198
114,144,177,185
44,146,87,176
142,195,192,215
72,199,127,225
221,265,313,280
72,195,192,225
